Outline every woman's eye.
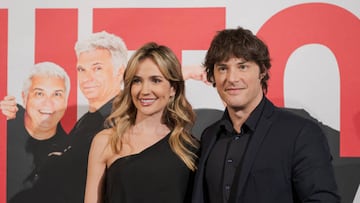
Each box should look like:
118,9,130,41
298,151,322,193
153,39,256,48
153,78,162,83
132,78,141,84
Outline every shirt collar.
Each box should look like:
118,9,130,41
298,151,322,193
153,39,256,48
219,96,266,134
97,98,114,118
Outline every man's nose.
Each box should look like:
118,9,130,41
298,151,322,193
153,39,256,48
41,96,56,109
226,68,240,82
81,70,95,81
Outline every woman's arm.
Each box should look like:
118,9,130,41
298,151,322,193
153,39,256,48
84,130,112,203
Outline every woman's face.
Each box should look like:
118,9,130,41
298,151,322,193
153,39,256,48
131,58,175,119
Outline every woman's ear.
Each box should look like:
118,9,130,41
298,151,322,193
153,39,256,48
170,86,176,97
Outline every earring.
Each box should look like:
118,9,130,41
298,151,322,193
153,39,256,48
168,96,175,109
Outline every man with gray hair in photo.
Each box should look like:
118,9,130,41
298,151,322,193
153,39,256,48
1,31,128,202
34,31,128,203
5,61,70,203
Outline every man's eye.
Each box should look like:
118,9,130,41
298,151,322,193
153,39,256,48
55,92,63,97
77,67,84,72
217,66,227,72
239,65,247,70
35,92,44,96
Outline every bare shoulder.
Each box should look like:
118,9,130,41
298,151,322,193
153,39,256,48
91,128,113,149
89,128,115,162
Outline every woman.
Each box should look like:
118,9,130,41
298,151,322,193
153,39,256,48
84,42,199,203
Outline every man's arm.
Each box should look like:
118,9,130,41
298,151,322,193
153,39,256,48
292,121,340,202
182,65,210,85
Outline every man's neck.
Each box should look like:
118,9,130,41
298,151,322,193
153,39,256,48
88,91,119,113
227,110,249,133
88,98,115,113
88,101,106,113
24,116,57,140
227,94,263,133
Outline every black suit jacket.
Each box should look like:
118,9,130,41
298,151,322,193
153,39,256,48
192,98,340,203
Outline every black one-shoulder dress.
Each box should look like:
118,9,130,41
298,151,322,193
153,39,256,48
104,133,194,203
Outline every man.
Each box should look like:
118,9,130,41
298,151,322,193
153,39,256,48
1,31,128,202
33,31,128,203
4,62,70,202
192,27,340,203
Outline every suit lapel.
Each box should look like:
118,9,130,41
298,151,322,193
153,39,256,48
193,123,222,203
232,99,276,202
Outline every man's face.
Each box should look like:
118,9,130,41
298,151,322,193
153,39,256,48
76,48,122,105
23,75,67,131
213,57,264,112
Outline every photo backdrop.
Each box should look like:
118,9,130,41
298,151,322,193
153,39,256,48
1,0,360,202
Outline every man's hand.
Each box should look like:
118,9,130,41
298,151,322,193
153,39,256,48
0,95,18,120
182,65,210,85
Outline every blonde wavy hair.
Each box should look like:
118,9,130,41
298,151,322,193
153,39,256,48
105,42,199,171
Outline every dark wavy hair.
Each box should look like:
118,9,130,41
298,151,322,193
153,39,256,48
204,27,271,93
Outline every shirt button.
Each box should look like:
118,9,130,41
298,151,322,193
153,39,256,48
227,159,233,163
234,136,240,140
34,174,39,181
225,185,231,190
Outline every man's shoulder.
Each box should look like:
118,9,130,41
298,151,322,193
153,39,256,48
277,107,319,125
200,119,224,139
270,107,324,136
193,108,223,140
